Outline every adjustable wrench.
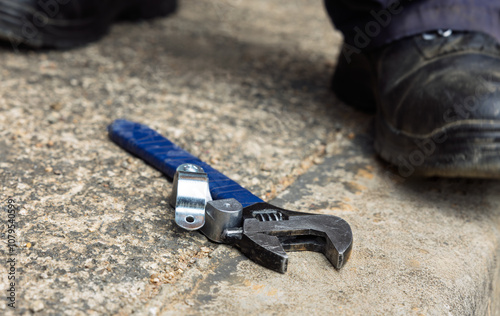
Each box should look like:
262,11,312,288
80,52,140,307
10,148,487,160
108,119,353,273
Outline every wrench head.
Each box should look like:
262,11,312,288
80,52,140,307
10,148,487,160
226,202,353,273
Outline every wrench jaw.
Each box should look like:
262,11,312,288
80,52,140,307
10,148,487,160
222,202,354,273
324,223,353,269
234,232,289,274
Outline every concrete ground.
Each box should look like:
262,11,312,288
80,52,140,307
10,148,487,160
0,0,499,315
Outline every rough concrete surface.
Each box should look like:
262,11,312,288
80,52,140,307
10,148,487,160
0,0,499,315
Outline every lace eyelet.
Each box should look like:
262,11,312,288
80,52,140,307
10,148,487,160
422,29,453,40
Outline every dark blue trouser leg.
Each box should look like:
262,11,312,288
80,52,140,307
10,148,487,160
324,0,500,49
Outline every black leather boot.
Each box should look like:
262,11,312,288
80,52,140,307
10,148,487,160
332,31,500,178
0,0,177,49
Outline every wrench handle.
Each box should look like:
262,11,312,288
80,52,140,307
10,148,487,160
108,119,263,207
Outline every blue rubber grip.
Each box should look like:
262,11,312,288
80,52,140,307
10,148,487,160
108,119,263,207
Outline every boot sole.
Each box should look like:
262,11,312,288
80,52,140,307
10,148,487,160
375,115,500,178
0,0,177,49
